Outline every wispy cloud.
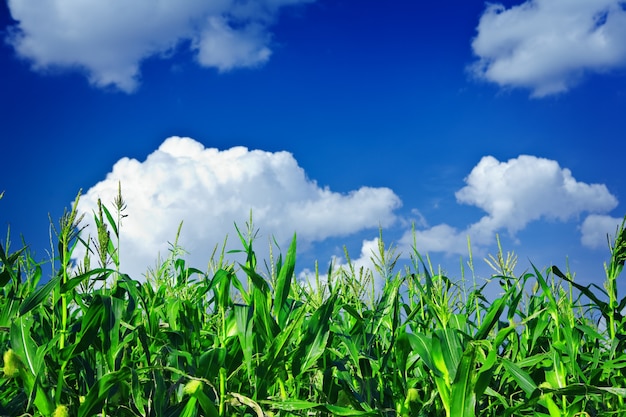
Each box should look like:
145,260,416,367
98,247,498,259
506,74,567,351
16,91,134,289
75,136,400,279
400,155,618,256
5,0,313,92
469,0,626,97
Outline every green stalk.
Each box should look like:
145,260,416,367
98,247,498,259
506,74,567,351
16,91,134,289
60,249,68,350
219,366,227,416
59,193,83,348
216,267,229,416
604,217,625,342
53,192,83,409
113,181,126,274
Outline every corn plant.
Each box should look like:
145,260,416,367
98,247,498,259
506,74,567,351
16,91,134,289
2,191,626,416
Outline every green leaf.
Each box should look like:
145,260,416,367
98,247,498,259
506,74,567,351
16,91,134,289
0,244,26,287
551,265,617,323
208,268,233,311
501,358,537,396
264,303,306,372
263,399,319,411
241,263,271,295
371,273,402,342
19,274,60,316
234,304,254,379
0,285,20,328
78,367,132,417
264,399,379,416
60,268,112,293
0,267,12,288
251,275,278,344
450,343,477,417
101,203,119,238
475,296,506,340
542,383,626,397
430,333,450,383
180,396,198,417
10,316,54,416
411,333,438,378
61,295,105,360
293,293,336,376
273,233,296,328
323,404,379,416
435,328,462,383
532,265,557,309
10,315,39,376
195,389,219,417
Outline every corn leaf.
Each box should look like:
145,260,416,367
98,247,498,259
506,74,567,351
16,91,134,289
449,343,477,417
78,367,132,417
293,293,336,376
273,233,296,328
501,358,537,396
18,274,60,316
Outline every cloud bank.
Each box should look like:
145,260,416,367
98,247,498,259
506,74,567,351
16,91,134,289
5,0,313,92
470,0,626,97
75,136,401,279
401,155,618,256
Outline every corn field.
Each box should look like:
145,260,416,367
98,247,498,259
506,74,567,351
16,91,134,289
2,190,626,417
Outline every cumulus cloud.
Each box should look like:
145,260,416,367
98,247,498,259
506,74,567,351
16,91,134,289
402,155,618,256
5,0,313,92
74,136,401,279
456,155,617,233
470,0,626,97
581,214,624,248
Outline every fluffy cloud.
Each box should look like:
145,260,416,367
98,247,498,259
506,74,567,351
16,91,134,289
581,214,624,248
402,155,618,256
470,0,626,97
74,136,401,279
5,0,312,92
456,155,617,233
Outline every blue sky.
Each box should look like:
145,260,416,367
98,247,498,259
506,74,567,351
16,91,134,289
1,0,625,292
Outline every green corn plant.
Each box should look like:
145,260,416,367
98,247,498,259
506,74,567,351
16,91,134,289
604,216,626,342
3,190,626,416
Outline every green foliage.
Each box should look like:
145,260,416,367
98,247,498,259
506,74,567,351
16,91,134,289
1,192,626,416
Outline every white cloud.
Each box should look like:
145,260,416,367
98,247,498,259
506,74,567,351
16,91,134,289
401,224,469,256
5,0,313,92
193,16,271,72
74,136,400,279
402,155,618,256
456,155,617,233
581,214,624,248
470,0,626,97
